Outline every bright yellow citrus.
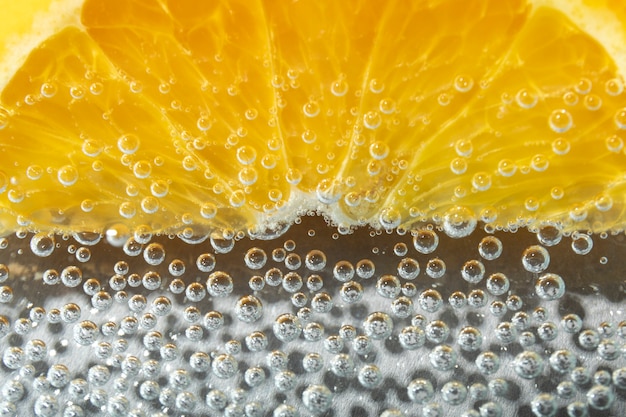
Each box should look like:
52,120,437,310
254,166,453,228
1,0,626,237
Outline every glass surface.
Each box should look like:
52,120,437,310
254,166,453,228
0,216,624,416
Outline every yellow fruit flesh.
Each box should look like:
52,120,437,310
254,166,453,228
1,0,626,237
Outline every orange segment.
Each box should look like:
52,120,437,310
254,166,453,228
0,0,626,236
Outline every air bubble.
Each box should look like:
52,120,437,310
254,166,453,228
450,157,467,174
30,233,55,257
548,109,573,133
407,379,434,404
207,271,233,297
363,312,393,340
369,141,389,160
364,111,382,129
476,351,500,375
61,266,82,288
478,236,502,260
369,78,385,93
584,94,602,111
397,258,420,280
442,206,476,238
40,82,58,97
212,354,238,379
379,98,396,114
303,101,320,117
379,207,401,229
376,275,401,298
537,225,562,246
605,134,623,153
333,260,355,282
418,289,443,313
535,273,565,300
455,139,473,157
331,78,348,96
413,229,439,254
516,88,538,108
549,349,576,374
244,247,267,270
486,273,510,296
454,75,474,92
461,260,485,284
57,165,78,186
117,134,140,154
513,350,544,379
425,258,446,279
429,344,457,371
603,77,623,96
615,108,626,129
530,393,557,417
273,314,302,342
143,243,165,266
521,245,550,273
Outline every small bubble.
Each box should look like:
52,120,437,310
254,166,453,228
244,247,267,270
376,275,401,298
478,236,503,260
571,233,593,255
331,78,349,96
363,312,393,340
605,78,623,95
418,289,443,313
461,259,485,283
549,349,576,374
117,134,140,154
206,271,233,297
441,381,468,405
333,260,355,282
273,314,302,342
615,107,626,129
584,94,602,110
449,291,467,309
454,75,474,92
535,273,565,300
521,245,550,273
61,266,83,288
212,354,238,379
514,350,544,379
443,206,476,238
302,101,320,117
57,165,78,186
476,351,500,375
429,344,457,371
407,379,434,404
450,157,467,174
493,323,517,347
369,78,385,93
30,233,55,257
356,259,376,279
531,394,557,417
457,326,482,352
413,229,439,254
397,257,420,280
40,82,58,97
425,258,446,279
536,225,562,246
398,326,425,350
485,273,510,296
516,88,538,108
548,109,573,133
472,172,491,191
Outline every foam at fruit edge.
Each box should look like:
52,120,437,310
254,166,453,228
0,0,83,89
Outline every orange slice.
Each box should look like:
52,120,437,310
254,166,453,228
1,0,626,238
